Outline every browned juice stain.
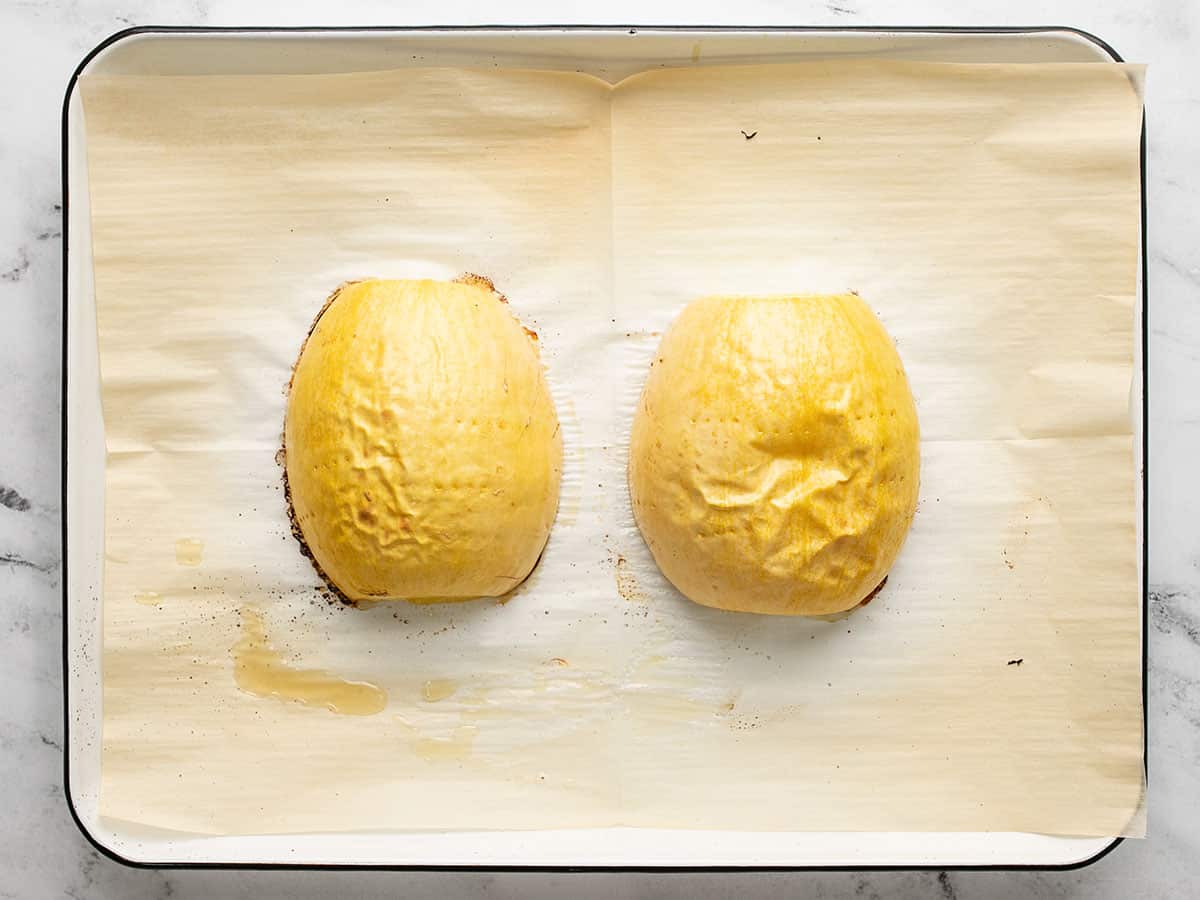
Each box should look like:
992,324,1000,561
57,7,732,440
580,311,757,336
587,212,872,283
134,591,163,607
232,607,387,716
807,578,887,621
175,538,204,566
421,678,457,702
352,596,480,610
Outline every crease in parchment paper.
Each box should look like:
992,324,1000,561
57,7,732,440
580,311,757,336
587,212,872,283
81,59,1144,838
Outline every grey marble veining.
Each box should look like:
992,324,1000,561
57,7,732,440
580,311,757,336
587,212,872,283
2,1,1197,898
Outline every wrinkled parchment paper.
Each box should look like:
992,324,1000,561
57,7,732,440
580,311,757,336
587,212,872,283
82,60,1145,837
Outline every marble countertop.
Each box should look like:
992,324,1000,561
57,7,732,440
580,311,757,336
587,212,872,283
2,1,1196,897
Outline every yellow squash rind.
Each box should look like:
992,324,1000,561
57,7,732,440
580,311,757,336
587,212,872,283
285,279,562,603
628,294,919,616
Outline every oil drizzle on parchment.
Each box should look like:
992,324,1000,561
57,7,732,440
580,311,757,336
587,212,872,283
414,725,477,761
232,607,387,716
175,538,203,566
421,679,457,702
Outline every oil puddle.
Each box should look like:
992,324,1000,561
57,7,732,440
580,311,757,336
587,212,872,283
232,607,387,716
175,538,204,566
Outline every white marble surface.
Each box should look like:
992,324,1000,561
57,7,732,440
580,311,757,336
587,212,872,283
2,0,1197,896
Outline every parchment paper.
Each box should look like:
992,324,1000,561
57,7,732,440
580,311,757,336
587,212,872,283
81,59,1145,838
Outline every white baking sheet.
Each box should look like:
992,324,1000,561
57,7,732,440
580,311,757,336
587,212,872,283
78,52,1144,841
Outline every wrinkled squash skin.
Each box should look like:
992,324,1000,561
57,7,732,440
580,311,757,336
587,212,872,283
285,278,562,603
629,294,919,616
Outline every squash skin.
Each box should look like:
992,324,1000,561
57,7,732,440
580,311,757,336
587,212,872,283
628,294,919,616
285,279,562,603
